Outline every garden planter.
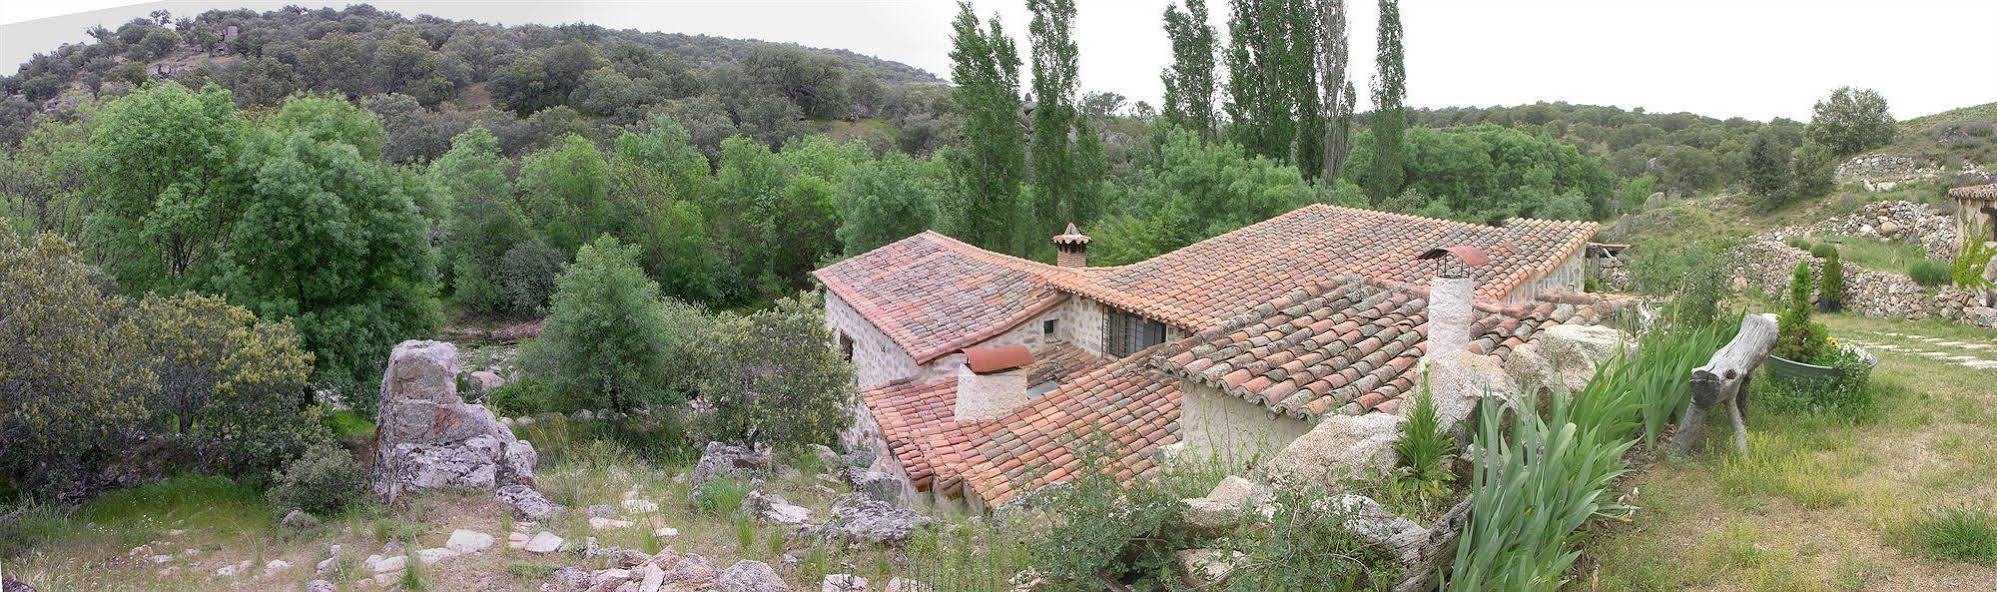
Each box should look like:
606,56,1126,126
1765,346,1874,384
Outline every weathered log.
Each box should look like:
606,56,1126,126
1389,496,1473,592
1671,314,1778,455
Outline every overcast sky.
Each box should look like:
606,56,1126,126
4,0,1993,121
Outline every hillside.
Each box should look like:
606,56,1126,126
0,4,951,160
1882,101,1997,165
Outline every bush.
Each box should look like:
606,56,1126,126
695,292,854,450
1387,379,1456,514
1028,444,1188,590
1909,506,1997,566
485,378,559,417
1818,248,1843,311
1785,237,1814,252
498,240,566,315
521,236,692,413
1224,483,1399,590
267,443,368,515
1910,259,1953,287
1753,346,1875,418
1773,262,1827,363
1953,235,1995,289
1808,243,1836,258
692,478,749,516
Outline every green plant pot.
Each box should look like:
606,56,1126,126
1766,354,1841,384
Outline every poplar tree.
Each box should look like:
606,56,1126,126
1221,0,1319,174
1367,0,1407,204
1317,0,1356,181
1028,0,1083,240
947,2,1026,255
1161,0,1217,140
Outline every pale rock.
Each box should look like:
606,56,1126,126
372,555,407,574
797,494,930,545
372,340,552,513
416,547,458,564
265,559,291,575
215,560,251,577
742,491,812,526
525,531,565,554
718,560,790,592
652,526,680,538
1181,475,1275,535
622,499,659,514
688,442,774,498
822,574,867,591
884,578,933,592
588,504,617,518
316,557,336,573
1268,413,1404,488
591,517,636,530
1175,549,1240,588
150,554,172,564
499,483,563,520
638,564,666,592
446,529,494,554
306,580,337,592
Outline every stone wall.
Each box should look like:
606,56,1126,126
1177,384,1313,467
1054,296,1106,355
1503,248,1587,306
825,291,924,389
1764,200,1959,259
1729,240,1995,327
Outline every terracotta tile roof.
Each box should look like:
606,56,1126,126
1950,183,1997,200
1157,277,1621,420
858,340,1109,490
814,232,1070,364
1046,205,1597,330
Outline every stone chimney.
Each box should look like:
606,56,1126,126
1053,223,1091,268
1416,247,1492,432
954,344,1034,421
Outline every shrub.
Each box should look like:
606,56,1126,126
1953,235,1995,289
1909,259,1953,287
1773,262,1827,363
267,443,368,515
1224,483,1399,590
521,236,692,413
1028,444,1188,591
1752,348,1875,419
1807,243,1836,258
132,292,328,476
1785,237,1814,252
1387,378,1456,514
1909,506,1997,566
498,240,566,315
695,292,854,450
1818,248,1843,311
485,378,559,417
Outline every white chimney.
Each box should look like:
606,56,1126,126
1417,246,1491,431
954,345,1034,422
1426,274,1475,363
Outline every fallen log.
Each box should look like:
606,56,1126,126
1671,313,1778,455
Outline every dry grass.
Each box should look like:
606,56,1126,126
1572,313,1997,591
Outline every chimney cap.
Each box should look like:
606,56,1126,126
1052,223,1091,246
964,344,1034,374
1416,245,1489,267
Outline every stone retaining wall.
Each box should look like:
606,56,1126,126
1729,240,1995,327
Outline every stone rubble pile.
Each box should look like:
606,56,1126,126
1765,200,1959,258
1730,240,1995,328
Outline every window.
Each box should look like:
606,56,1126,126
838,333,854,362
1043,319,1058,336
1103,309,1165,358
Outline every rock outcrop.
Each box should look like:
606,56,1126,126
689,442,774,499
372,340,559,518
797,493,931,546
1266,412,1404,488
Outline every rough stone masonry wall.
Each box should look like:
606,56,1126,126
1763,200,1960,260
825,291,923,389
1729,240,1994,327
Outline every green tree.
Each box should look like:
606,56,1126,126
132,292,325,476
1819,247,1843,312
1787,142,1838,202
516,134,613,255
1805,87,1895,156
1743,132,1792,200
836,152,941,255
696,291,855,449
1027,0,1090,243
947,2,1027,255
216,95,439,399
1090,127,1314,264
608,116,723,303
85,82,246,292
431,127,529,315
1318,0,1356,181
1160,0,1218,140
1367,0,1408,204
522,236,691,413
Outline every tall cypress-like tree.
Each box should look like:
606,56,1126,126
1161,0,1217,140
1281,0,1322,178
1367,0,1407,204
1317,0,1355,181
1222,0,1319,172
1028,0,1083,242
947,2,1026,255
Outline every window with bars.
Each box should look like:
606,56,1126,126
1103,308,1165,358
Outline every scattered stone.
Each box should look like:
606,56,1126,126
883,578,932,592
510,532,531,550
466,370,506,397
718,560,791,592
525,531,565,554
281,508,321,530
265,559,291,575
1,578,37,592
1175,549,1240,588
215,560,252,577
743,490,813,526
149,554,172,564
155,566,179,578
446,529,495,554
544,567,590,591
808,444,840,468
373,340,552,515
587,504,617,518
499,483,564,520
798,494,930,545
317,557,336,573
622,499,659,514
846,469,905,506
652,526,680,537
638,564,666,592
822,574,867,591
306,580,336,592
416,547,458,564
591,516,636,530
371,555,407,574
689,442,774,498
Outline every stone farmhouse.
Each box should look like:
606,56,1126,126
814,204,1615,512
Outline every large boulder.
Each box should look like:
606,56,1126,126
743,490,814,527
718,560,790,592
1503,324,1629,396
1267,413,1403,488
372,341,556,515
799,494,931,546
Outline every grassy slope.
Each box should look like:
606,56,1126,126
1574,312,1997,591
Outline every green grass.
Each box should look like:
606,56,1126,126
1807,234,1927,275
1907,506,1997,566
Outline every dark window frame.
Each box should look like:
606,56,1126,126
1103,308,1165,358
